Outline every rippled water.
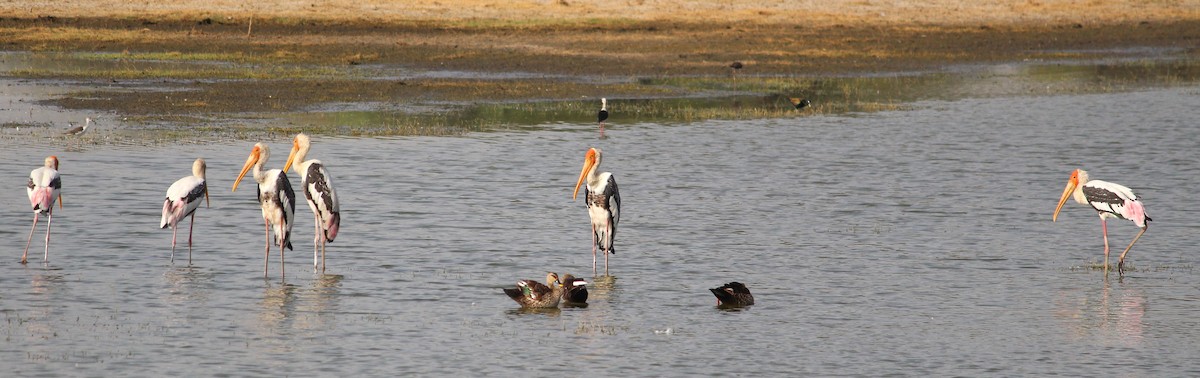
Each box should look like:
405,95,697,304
1,86,1199,376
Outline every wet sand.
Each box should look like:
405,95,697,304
0,0,1197,127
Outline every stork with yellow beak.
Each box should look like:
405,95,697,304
573,147,621,274
1053,168,1151,275
233,143,296,278
283,133,341,273
160,158,210,264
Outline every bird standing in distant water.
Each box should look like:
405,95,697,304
63,117,96,136
160,158,210,264
24,156,62,264
789,97,811,110
1053,168,1151,275
710,282,754,307
597,98,609,134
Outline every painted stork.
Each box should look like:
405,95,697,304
160,158,209,264
1053,168,1151,275
572,147,621,274
283,133,341,273
233,143,296,278
597,98,609,130
64,117,96,136
23,156,62,264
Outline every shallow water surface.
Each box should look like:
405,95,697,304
1,87,1199,376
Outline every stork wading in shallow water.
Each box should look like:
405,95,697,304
573,147,621,274
23,156,62,264
283,133,341,273
160,158,210,264
1053,169,1151,275
233,143,296,278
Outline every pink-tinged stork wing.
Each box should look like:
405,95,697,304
1082,180,1151,228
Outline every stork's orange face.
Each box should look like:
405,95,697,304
1053,169,1082,222
573,148,599,200
232,144,264,192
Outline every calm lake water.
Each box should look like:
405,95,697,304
1,85,1199,376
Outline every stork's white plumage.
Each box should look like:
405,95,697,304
284,133,341,273
1053,168,1151,275
233,143,296,278
23,155,63,264
573,147,621,274
160,158,210,264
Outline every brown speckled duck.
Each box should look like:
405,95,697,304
558,274,589,305
503,272,563,308
710,282,754,307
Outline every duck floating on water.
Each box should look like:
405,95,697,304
710,282,754,307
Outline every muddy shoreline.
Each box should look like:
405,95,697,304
1,1,1198,138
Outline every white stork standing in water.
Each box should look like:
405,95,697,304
23,156,62,264
1053,168,1151,275
233,143,296,278
283,133,341,273
160,158,210,264
573,147,621,274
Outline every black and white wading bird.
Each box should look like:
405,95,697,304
233,143,296,278
597,98,609,131
23,156,62,264
572,147,621,274
1053,168,1151,275
283,133,341,273
63,117,96,136
788,97,811,110
160,158,210,264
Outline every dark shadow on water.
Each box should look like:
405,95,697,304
506,307,562,317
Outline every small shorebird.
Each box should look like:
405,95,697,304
1053,168,1151,275
63,117,96,136
598,98,609,131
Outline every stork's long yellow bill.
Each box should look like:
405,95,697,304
283,139,299,174
1052,174,1080,222
573,151,597,200
232,147,261,192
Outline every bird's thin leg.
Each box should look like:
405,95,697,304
591,226,598,275
320,236,327,274
1100,218,1110,273
188,212,196,265
280,235,286,280
1117,227,1148,276
23,213,40,264
171,223,178,263
44,213,53,262
263,218,270,277
313,214,320,272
